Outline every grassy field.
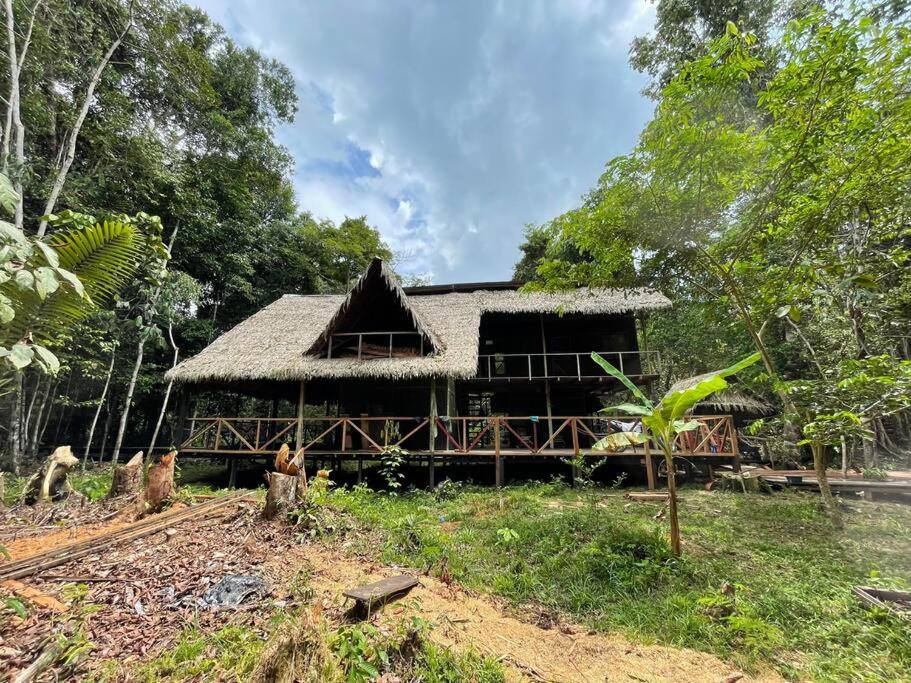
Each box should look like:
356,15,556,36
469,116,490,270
322,481,911,682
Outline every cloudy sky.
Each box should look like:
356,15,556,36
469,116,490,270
193,0,656,283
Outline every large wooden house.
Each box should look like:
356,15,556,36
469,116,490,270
167,258,739,485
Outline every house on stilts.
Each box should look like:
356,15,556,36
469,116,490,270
166,258,741,487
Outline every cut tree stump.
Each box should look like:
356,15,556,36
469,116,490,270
109,451,144,498
23,446,79,505
263,472,306,520
145,450,177,509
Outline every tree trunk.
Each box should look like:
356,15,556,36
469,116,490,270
108,451,143,498
861,418,877,469
98,392,115,462
36,4,133,236
111,337,146,464
148,322,178,456
263,472,305,521
811,441,839,522
3,0,25,229
8,373,23,474
663,448,681,557
26,375,52,457
82,345,117,469
23,445,79,504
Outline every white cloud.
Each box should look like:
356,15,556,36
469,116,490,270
193,0,655,281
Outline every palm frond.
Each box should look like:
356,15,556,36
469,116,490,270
1,221,146,347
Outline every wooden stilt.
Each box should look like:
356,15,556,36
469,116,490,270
428,455,435,489
228,458,237,489
295,381,306,451
645,443,656,491
357,457,363,484
494,418,502,487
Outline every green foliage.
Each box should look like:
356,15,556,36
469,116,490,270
0,208,160,379
328,483,911,680
378,445,408,492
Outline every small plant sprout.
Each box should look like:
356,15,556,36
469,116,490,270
591,351,760,556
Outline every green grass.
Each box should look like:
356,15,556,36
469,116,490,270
322,481,911,682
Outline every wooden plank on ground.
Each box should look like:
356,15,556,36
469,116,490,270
625,492,669,502
343,574,418,607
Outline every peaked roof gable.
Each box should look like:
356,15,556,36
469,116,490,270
306,258,443,357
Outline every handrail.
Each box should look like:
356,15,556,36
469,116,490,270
475,349,660,379
179,414,737,459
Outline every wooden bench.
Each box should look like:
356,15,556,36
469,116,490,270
343,574,419,612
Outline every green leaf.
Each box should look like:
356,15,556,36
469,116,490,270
13,269,34,291
775,304,800,322
657,353,762,424
602,402,652,416
33,267,59,300
34,240,60,268
591,352,653,409
4,597,27,619
8,343,34,370
32,345,60,374
0,173,19,215
593,431,650,452
0,299,13,324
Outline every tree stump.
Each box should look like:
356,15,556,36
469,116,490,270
109,451,144,498
143,450,177,512
23,446,79,505
263,472,306,520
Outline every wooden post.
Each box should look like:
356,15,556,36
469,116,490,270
295,381,306,451
539,314,555,445
494,417,502,487
357,457,363,484
228,458,237,488
429,454,435,488
174,389,189,449
644,441,656,490
570,417,581,485
731,418,741,473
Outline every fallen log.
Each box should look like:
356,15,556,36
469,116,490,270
108,451,144,498
22,446,79,505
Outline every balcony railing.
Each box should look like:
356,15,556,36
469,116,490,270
179,413,735,458
475,350,659,380
325,331,426,359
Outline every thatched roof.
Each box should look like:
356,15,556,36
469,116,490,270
306,258,442,356
167,261,671,384
668,374,772,414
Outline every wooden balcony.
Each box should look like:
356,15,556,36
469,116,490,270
179,413,738,489
179,413,735,459
474,350,659,381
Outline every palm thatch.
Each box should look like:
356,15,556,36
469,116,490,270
167,260,671,384
306,257,442,356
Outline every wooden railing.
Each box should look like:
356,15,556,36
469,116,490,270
475,350,660,380
179,414,737,458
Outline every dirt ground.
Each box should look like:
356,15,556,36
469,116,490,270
1,498,781,682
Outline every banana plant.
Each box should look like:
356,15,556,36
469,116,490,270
592,351,760,556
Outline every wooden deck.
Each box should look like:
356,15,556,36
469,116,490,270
178,414,740,488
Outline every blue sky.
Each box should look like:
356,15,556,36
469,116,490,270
193,0,656,283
